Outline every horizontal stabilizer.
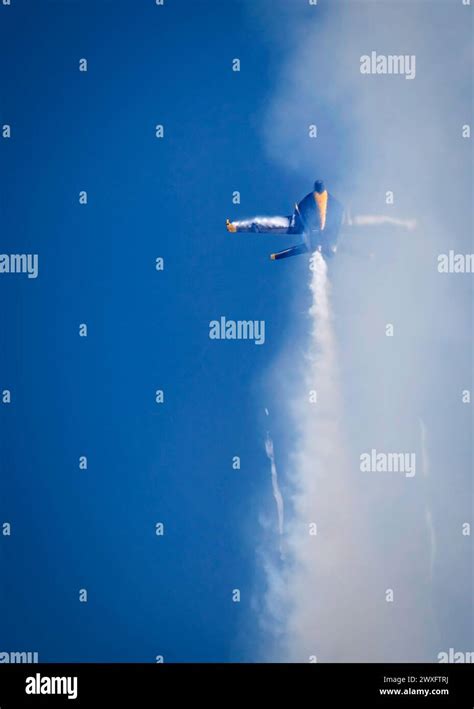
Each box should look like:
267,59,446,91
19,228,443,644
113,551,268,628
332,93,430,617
270,243,308,261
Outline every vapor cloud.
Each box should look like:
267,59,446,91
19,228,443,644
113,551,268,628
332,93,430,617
256,0,471,663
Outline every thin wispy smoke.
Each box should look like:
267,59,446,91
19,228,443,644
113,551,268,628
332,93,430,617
420,418,437,581
348,214,417,231
264,432,285,541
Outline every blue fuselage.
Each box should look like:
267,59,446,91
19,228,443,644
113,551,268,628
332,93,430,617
294,191,345,257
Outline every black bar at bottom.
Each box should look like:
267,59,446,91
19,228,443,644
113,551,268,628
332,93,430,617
0,663,472,707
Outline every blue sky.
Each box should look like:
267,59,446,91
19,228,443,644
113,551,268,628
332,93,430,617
0,0,297,662
0,0,472,663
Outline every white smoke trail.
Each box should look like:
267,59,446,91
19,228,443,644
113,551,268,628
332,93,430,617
260,252,365,661
260,251,440,662
264,432,285,542
260,250,439,662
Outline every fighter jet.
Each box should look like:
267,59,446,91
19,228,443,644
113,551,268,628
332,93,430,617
226,179,416,261
226,180,344,261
